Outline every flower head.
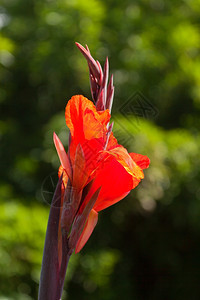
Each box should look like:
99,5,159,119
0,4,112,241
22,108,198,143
54,44,150,254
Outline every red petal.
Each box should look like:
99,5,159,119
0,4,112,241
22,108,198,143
129,153,150,170
65,95,111,179
80,158,134,212
106,132,119,150
93,156,137,211
80,146,145,212
75,209,98,253
73,144,88,190
53,132,72,181
65,95,110,142
105,146,144,180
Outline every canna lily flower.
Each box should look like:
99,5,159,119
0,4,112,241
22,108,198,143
39,42,150,300
54,94,150,253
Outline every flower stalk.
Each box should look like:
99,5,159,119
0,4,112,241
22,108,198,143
38,175,71,300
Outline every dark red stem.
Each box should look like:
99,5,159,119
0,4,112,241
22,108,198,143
38,176,72,300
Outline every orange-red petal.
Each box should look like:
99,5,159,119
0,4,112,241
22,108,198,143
106,131,119,150
92,155,138,212
80,147,142,212
105,146,144,180
65,95,110,142
73,144,88,190
129,152,150,170
65,95,111,179
54,132,72,181
75,209,98,253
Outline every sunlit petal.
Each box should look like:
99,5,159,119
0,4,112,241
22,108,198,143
75,209,98,253
53,132,72,181
129,152,150,170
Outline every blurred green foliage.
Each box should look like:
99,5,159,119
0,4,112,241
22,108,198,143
0,0,200,299
0,202,47,299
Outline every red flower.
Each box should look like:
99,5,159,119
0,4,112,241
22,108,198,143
54,95,150,253
39,43,150,300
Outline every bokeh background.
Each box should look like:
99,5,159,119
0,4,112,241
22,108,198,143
1,0,200,299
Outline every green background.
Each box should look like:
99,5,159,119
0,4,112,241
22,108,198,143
1,0,200,299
